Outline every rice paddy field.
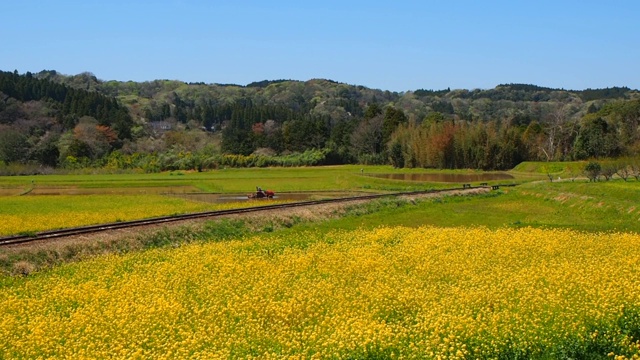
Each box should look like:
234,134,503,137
1,163,640,359
0,165,520,236
0,165,502,194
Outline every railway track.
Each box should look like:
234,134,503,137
0,185,502,247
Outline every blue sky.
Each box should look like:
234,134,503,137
2,0,638,91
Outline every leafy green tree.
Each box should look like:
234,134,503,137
573,116,619,159
601,99,640,153
29,133,60,167
584,161,601,182
423,111,447,125
364,103,382,119
0,128,28,163
389,141,404,168
221,126,253,155
328,118,357,163
382,106,407,146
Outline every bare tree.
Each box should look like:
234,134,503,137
567,165,582,182
630,158,640,181
350,115,384,158
615,159,631,181
540,103,579,161
600,161,617,181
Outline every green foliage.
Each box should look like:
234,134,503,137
578,86,633,101
392,120,527,170
573,116,620,159
0,70,133,139
363,103,382,119
246,79,291,88
201,219,248,241
423,111,447,124
584,161,602,182
3,70,640,172
389,141,404,168
413,88,451,97
381,106,407,145
0,129,28,163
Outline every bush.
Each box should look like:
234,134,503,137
584,161,601,182
12,261,36,276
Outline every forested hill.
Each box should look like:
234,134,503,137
0,70,133,167
1,69,639,172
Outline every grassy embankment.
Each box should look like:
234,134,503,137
320,179,640,233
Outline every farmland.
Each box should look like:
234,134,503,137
1,163,640,358
0,165,523,236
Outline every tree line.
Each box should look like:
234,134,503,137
1,70,639,173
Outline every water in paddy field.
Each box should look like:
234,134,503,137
170,192,367,204
365,173,514,183
0,186,369,202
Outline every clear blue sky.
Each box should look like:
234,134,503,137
2,0,638,92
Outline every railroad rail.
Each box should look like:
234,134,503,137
0,185,505,247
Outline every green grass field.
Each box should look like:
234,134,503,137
305,179,640,233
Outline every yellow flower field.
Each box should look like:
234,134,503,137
0,195,285,236
1,226,639,358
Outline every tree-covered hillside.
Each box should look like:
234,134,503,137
1,69,639,173
0,70,133,168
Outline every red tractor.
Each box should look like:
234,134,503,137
248,187,275,199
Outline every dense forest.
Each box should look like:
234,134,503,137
1,69,639,173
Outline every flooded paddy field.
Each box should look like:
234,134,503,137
0,185,367,202
170,191,371,204
365,172,514,183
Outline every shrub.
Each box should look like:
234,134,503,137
12,261,35,276
584,161,601,182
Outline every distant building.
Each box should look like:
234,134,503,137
148,120,174,137
150,121,172,132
